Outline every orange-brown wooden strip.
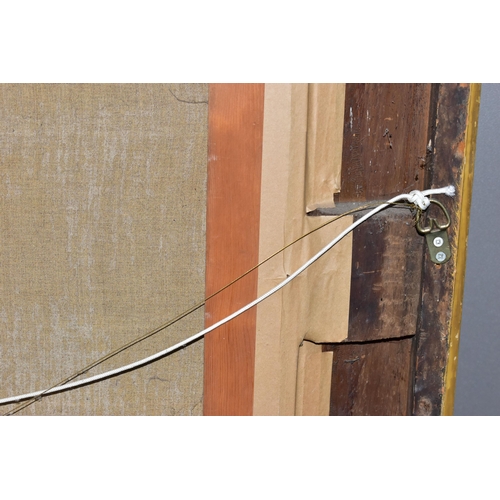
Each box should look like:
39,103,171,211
204,84,265,415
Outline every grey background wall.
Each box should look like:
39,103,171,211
454,83,500,415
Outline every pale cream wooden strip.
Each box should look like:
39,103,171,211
295,341,334,416
305,83,346,211
253,84,350,416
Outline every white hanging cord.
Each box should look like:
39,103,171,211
409,185,455,209
0,186,455,407
2,202,382,415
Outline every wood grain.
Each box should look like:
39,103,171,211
318,84,476,416
413,84,474,415
327,337,415,416
442,84,480,415
338,84,432,203
347,210,424,341
318,84,435,416
204,84,265,415
333,84,434,345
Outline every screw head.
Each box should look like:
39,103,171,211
436,251,447,262
433,236,444,247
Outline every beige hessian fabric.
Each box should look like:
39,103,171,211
0,84,208,415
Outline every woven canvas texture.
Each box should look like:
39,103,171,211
0,84,208,415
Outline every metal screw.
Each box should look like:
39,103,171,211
436,251,447,262
433,236,444,247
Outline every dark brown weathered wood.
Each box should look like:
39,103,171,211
346,209,424,342
321,84,436,416
413,84,472,416
318,83,476,416
333,84,434,346
327,337,415,416
338,84,432,203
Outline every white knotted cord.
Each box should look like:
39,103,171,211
0,186,455,407
409,185,455,209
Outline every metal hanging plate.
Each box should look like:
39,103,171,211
415,198,452,265
425,229,451,264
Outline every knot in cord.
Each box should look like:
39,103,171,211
0,184,457,411
407,190,430,210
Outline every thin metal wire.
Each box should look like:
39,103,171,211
2,200,411,415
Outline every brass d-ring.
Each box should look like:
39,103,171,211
415,199,451,235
